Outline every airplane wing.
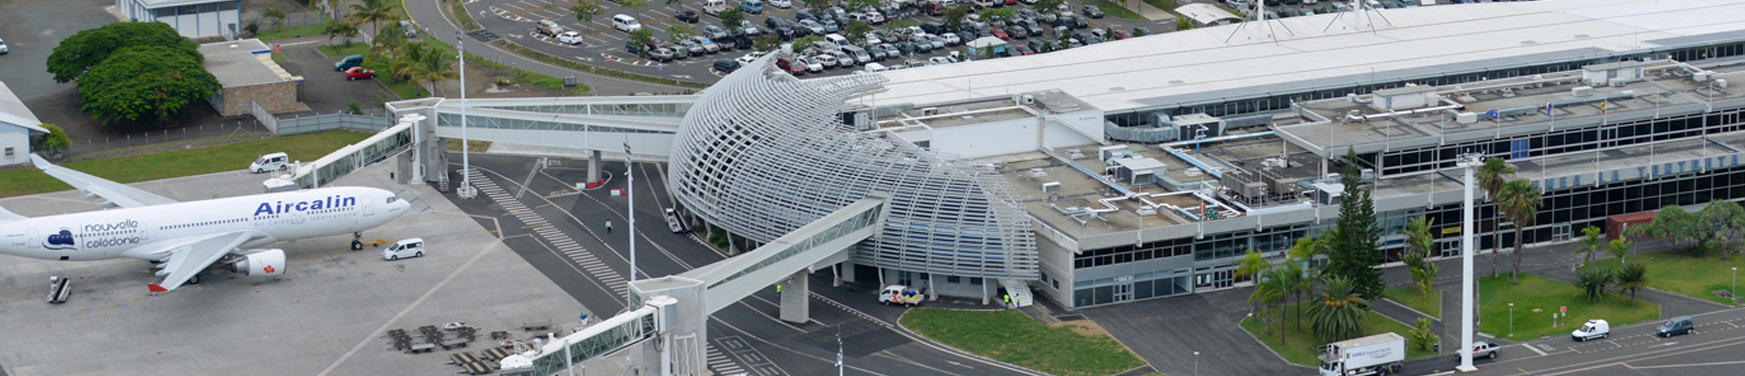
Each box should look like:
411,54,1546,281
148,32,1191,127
31,154,178,208
149,231,258,292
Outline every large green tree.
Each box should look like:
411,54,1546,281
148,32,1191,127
1326,149,1384,299
1498,179,1542,284
47,22,200,84
407,46,457,96
572,0,605,25
1699,199,1745,259
263,8,288,30
76,46,220,125
720,9,746,32
1478,157,1513,277
943,6,970,31
324,20,362,46
36,124,71,155
1308,276,1369,341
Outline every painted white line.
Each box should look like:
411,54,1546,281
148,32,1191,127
318,239,509,376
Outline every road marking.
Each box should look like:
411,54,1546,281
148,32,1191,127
41,319,56,324
70,312,88,317
1525,343,1548,356
522,224,548,229
1649,341,1678,348
132,297,148,302
1518,368,1530,374
101,304,118,310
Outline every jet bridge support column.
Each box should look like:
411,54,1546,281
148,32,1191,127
780,271,810,324
589,150,602,186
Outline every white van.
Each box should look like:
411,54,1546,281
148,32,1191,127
383,238,426,261
824,33,850,47
703,0,727,15
250,152,289,173
612,14,642,33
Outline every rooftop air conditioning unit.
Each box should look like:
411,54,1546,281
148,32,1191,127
920,107,939,116
1456,112,1478,124
1717,79,1730,88
1022,95,1035,104
1571,86,1594,97
1042,182,1060,193
1610,78,1628,87
1695,72,1711,82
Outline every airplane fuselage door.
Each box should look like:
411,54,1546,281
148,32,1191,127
362,195,376,217
27,228,38,249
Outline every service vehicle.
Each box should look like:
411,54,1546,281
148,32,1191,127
383,238,426,261
250,152,290,173
879,285,924,306
1317,333,1404,376
1572,319,1611,341
703,0,727,15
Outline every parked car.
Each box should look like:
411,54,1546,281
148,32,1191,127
713,58,742,73
1083,5,1105,19
650,47,677,62
557,31,585,45
769,0,791,8
1013,44,1034,55
799,56,824,72
0,38,8,54
399,20,419,38
692,36,721,53
799,20,826,35
679,40,706,56
334,54,365,71
676,10,699,23
776,57,807,75
1572,319,1611,341
814,53,839,68
342,66,376,80
990,27,1009,40
1471,342,1499,359
383,238,426,261
704,25,729,40
795,10,816,22
613,14,642,32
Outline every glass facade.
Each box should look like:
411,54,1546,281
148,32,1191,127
532,313,656,375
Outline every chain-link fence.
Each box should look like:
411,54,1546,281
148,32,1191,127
60,119,273,162
274,112,395,135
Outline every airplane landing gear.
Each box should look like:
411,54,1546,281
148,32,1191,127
351,232,364,251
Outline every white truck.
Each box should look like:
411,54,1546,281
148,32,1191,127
1317,333,1404,376
1572,319,1610,341
878,285,924,307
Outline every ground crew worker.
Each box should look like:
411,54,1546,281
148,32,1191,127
776,284,783,299
1003,294,1011,309
606,220,613,233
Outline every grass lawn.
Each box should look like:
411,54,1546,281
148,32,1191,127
317,43,371,58
1383,286,1441,320
0,131,371,199
1479,274,1660,341
1591,252,1745,305
1097,3,1145,20
1240,303,1436,366
256,23,328,41
901,308,1144,376
271,52,289,63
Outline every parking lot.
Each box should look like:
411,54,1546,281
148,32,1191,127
464,0,1170,83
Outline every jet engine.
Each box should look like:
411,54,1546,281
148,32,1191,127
226,249,287,277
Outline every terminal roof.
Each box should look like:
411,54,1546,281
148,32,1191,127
869,0,1745,114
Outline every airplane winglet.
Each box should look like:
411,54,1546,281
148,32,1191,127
147,283,168,293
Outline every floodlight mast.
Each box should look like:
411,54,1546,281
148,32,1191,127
1456,153,1483,372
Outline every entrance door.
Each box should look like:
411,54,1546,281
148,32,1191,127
1113,283,1133,302
1553,223,1572,242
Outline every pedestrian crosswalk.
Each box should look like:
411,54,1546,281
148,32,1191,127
706,344,745,376
467,169,628,295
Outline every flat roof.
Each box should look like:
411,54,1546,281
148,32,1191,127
0,81,46,133
868,0,1745,114
1278,58,1745,155
1176,3,1241,25
199,39,294,88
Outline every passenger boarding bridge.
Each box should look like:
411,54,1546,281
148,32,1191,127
264,120,415,191
501,198,886,376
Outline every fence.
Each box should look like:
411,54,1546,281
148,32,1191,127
62,120,273,161
274,112,396,135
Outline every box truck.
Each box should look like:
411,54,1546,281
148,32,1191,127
1317,333,1404,376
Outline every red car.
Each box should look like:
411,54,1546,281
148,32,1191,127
990,27,1010,40
343,66,376,80
1003,0,1017,5
776,57,806,76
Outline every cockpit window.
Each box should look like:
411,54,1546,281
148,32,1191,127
386,196,400,204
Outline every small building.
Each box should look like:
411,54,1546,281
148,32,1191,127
116,0,244,38
967,36,1007,58
1177,3,1242,27
0,81,47,166
199,39,303,117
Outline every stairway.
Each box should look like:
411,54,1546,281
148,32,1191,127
1001,278,1034,308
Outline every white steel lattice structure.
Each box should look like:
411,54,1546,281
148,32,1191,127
668,55,1038,281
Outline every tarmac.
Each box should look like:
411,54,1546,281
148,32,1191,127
0,159,586,376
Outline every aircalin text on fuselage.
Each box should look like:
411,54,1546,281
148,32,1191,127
254,195,357,216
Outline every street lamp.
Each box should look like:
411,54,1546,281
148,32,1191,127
1733,267,1737,301
1508,303,1514,337
1194,351,1200,376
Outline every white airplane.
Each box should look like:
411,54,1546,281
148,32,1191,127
0,155,410,292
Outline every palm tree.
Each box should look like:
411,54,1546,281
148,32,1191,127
323,20,361,47
1278,258,1311,331
263,8,287,30
1498,179,1542,284
1613,262,1649,305
1578,225,1603,269
1574,265,1614,303
1404,215,1437,296
1478,158,1513,278
1237,249,1270,314
1308,276,1369,341
389,41,431,81
372,22,408,57
1608,239,1633,266
350,0,400,36
1250,268,1286,337
408,48,458,96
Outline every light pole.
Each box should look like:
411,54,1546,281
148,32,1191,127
1733,267,1737,300
455,31,476,200
1194,351,1199,376
1456,153,1482,372
625,142,637,307
1509,303,1514,338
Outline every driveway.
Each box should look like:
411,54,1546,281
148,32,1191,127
1083,288,1308,376
0,0,126,139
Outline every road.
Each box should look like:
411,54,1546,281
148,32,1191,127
404,0,689,95
1393,306,1745,376
439,153,1045,376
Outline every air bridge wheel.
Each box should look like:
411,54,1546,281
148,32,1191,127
351,240,364,250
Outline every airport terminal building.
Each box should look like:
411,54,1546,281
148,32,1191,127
395,0,1745,308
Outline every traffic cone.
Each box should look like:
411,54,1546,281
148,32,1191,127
157,348,161,354
256,286,261,293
